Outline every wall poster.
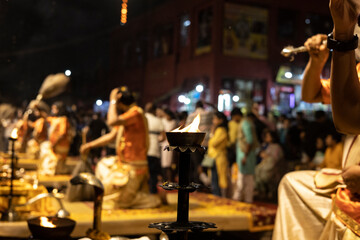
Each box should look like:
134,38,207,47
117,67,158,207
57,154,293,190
223,3,268,59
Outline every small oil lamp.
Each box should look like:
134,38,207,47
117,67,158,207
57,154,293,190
39,216,56,228
27,216,76,240
1,128,19,221
149,114,216,239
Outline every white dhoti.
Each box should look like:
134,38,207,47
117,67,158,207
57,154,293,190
272,171,332,240
274,135,360,240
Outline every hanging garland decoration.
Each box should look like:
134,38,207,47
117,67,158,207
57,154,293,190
121,0,128,25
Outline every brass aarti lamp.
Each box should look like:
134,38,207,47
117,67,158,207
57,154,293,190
149,114,216,240
1,128,20,221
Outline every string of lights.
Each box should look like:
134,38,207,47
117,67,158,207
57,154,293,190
121,0,128,25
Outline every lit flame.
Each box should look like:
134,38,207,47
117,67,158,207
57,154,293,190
171,114,201,133
10,128,18,140
39,217,56,228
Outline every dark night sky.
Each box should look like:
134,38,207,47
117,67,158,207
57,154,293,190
0,0,160,107
0,0,171,108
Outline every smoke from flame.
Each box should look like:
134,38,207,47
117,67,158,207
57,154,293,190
171,114,200,133
39,217,56,228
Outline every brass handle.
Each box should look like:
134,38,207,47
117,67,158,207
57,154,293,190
281,40,327,61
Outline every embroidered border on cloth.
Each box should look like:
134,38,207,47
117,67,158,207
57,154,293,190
334,204,360,236
334,188,360,237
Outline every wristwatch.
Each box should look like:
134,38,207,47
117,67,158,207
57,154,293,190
327,33,358,51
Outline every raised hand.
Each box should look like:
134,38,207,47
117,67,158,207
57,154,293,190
330,0,358,40
304,34,329,64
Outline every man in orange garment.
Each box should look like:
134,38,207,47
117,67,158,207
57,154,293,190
81,87,161,209
33,101,72,175
273,0,360,239
47,101,73,174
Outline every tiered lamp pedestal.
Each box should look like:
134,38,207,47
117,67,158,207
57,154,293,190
149,132,216,240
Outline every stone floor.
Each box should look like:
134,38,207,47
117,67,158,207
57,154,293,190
147,230,273,240
0,230,274,240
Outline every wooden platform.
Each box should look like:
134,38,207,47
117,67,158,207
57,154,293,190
0,192,276,238
36,173,72,188
0,155,80,171
1,154,77,189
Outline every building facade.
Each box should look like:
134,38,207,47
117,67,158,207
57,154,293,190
108,0,332,115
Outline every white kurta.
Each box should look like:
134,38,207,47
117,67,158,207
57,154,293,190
160,118,177,168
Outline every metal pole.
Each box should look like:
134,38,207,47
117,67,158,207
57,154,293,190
177,152,190,224
176,151,190,240
93,188,103,231
9,139,15,202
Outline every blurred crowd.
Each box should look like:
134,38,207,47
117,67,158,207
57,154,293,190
0,97,343,204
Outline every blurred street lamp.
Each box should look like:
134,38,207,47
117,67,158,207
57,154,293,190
96,99,103,106
284,71,292,79
178,95,186,103
184,98,191,105
195,84,204,93
232,95,240,102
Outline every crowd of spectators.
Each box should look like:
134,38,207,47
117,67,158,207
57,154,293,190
0,97,342,204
